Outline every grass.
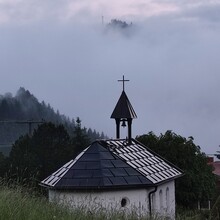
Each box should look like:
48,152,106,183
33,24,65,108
0,185,214,220
0,186,66,220
0,185,144,220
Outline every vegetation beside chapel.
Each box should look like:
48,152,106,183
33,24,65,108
137,131,216,208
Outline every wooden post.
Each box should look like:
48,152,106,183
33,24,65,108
116,119,120,139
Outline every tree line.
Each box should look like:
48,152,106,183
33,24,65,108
0,87,106,149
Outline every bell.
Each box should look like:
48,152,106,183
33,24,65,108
121,119,126,127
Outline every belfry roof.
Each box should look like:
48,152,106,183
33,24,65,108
111,91,137,119
40,139,182,190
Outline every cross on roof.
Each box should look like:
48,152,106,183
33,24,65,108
118,75,129,91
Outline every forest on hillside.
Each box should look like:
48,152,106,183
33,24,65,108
0,87,106,155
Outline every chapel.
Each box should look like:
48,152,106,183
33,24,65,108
40,76,182,218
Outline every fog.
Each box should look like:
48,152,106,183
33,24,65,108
0,0,220,154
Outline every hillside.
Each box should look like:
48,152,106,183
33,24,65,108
0,87,106,155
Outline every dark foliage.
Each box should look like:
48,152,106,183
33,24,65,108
7,122,91,184
136,131,216,208
71,117,90,158
107,19,132,29
104,19,134,37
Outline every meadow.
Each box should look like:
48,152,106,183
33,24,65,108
0,184,213,220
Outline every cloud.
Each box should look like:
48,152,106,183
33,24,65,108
2,0,218,25
185,3,220,23
0,0,220,155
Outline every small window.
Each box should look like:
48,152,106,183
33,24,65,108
166,187,170,210
159,190,163,210
151,193,155,211
121,197,129,207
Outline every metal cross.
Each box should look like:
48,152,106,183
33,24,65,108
118,75,129,91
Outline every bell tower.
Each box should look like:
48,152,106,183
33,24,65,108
111,76,137,143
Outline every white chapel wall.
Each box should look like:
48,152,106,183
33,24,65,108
49,180,176,218
151,180,175,219
49,188,150,216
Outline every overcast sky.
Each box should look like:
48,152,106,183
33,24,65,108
0,0,220,155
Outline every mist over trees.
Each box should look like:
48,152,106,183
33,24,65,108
104,19,134,37
107,19,132,29
0,87,106,155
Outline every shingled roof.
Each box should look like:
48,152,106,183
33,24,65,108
111,91,137,119
40,139,182,190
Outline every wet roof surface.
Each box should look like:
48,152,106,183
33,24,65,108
106,139,182,184
41,139,182,190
